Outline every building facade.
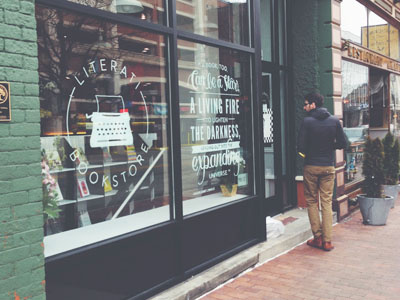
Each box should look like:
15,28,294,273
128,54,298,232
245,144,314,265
0,0,367,299
336,0,400,219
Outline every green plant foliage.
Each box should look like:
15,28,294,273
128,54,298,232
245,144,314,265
383,132,400,185
362,137,385,198
41,158,61,222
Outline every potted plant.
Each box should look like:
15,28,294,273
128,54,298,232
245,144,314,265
357,137,393,225
382,132,399,208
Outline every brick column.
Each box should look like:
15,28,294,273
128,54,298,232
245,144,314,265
0,1,46,299
330,0,349,220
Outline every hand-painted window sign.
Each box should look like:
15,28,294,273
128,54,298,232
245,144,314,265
0,82,11,122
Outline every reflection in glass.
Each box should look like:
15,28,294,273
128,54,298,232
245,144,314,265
390,74,400,137
278,0,286,66
66,0,164,24
342,60,369,184
260,0,272,61
370,69,389,128
178,40,253,215
341,0,367,45
262,73,275,197
37,5,170,256
177,0,249,45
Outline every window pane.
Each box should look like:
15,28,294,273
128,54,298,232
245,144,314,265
390,74,400,137
37,5,170,256
278,0,286,65
342,60,369,185
66,0,165,24
341,0,367,45
367,10,389,57
370,70,389,128
177,0,249,46
178,40,253,215
260,0,272,61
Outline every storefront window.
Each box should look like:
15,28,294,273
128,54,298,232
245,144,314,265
260,0,272,61
390,74,400,137
176,0,249,46
342,60,369,184
341,0,367,45
370,69,389,128
278,0,286,66
178,40,253,215
37,5,170,257
66,0,164,24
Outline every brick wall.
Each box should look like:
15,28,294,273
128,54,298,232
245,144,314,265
0,1,46,300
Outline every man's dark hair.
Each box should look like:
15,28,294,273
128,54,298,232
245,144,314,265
305,93,324,107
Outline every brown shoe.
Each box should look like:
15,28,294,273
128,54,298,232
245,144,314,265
323,241,335,251
306,236,323,249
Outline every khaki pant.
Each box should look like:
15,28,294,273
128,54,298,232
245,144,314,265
303,165,335,242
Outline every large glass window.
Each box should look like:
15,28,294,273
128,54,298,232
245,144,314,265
66,0,165,24
278,0,286,65
260,0,272,61
176,0,249,46
369,69,389,128
37,5,170,257
342,60,369,185
177,41,253,215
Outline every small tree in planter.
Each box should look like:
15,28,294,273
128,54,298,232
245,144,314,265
362,138,384,197
358,137,392,225
382,132,399,208
382,132,399,184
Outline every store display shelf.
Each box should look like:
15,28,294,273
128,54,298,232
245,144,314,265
49,167,75,174
86,164,103,169
77,194,104,202
57,199,76,206
105,190,118,197
103,161,128,167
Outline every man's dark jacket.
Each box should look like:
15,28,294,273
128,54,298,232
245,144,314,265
297,107,347,166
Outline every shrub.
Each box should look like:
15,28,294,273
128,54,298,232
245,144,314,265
362,137,384,198
382,132,400,185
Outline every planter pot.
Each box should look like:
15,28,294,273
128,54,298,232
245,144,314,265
220,184,238,197
357,194,393,225
383,185,397,208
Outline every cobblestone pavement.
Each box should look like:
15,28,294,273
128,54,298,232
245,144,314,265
201,198,400,300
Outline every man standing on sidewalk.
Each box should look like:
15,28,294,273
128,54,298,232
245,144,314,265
297,93,347,251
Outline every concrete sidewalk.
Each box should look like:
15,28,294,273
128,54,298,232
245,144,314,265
201,197,400,300
151,207,328,300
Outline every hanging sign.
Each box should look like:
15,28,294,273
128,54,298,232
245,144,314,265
0,82,11,122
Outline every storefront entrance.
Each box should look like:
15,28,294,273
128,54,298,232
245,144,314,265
261,69,294,216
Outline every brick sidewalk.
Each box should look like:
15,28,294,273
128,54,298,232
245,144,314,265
201,199,400,300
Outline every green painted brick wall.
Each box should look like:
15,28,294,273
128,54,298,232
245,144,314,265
290,0,334,175
0,1,46,300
